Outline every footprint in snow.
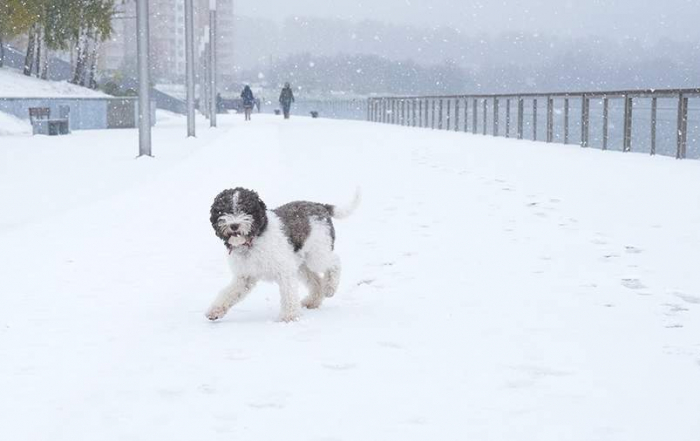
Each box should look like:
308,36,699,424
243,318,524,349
322,362,357,371
247,401,286,410
591,233,608,245
198,384,216,395
248,392,290,410
674,292,700,305
664,303,690,315
625,245,643,254
621,278,648,291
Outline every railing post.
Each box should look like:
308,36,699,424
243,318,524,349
472,99,478,135
651,97,657,155
532,99,538,141
623,95,633,152
505,99,511,138
482,99,487,135
602,97,609,150
454,99,460,131
546,97,553,143
464,98,469,132
402,100,407,126
564,98,569,144
431,99,436,129
424,99,429,128
438,99,444,130
517,97,524,140
412,99,417,127
418,100,422,128
676,93,688,159
581,95,590,147
493,97,499,136
446,99,452,130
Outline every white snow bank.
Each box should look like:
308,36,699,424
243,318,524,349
0,111,31,135
0,66,108,98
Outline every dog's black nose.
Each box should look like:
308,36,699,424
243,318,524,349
231,223,239,230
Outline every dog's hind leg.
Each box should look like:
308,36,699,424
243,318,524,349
322,254,342,298
206,276,257,321
277,274,301,322
300,265,324,309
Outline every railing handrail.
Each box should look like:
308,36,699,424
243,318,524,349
369,87,700,101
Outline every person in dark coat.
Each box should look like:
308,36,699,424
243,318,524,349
279,82,295,119
241,85,255,121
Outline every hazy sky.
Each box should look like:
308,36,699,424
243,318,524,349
236,0,700,41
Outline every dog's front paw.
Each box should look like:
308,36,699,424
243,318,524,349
277,312,301,323
206,305,228,321
301,295,323,309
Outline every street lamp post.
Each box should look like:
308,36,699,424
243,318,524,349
184,0,196,137
209,2,217,127
136,0,152,156
209,0,217,127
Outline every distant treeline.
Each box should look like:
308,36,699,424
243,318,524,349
0,0,116,87
232,16,700,95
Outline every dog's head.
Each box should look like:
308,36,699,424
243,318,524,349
210,188,268,251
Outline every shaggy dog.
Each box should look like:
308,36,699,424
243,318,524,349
206,187,360,322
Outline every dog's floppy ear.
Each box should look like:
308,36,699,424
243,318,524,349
210,189,234,241
249,192,268,237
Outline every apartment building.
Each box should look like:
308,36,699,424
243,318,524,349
100,0,234,85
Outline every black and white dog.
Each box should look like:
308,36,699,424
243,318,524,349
206,187,360,322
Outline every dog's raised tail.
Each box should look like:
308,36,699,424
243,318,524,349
329,187,361,219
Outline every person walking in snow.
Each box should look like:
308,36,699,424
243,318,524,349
279,82,295,119
241,85,255,121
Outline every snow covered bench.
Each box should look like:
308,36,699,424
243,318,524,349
28,106,70,136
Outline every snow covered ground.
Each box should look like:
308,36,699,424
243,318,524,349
0,66,108,98
0,110,31,136
1,114,699,441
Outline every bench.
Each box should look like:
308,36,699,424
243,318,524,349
29,106,71,136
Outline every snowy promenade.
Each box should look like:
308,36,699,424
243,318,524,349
1,114,699,440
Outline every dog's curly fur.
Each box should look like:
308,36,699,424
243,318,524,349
205,187,360,322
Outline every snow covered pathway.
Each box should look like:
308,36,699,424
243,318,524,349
1,115,699,441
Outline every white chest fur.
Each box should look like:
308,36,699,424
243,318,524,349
227,213,301,281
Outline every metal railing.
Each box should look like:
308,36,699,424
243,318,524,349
291,99,368,121
367,89,700,159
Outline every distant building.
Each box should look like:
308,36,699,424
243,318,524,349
99,0,235,85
